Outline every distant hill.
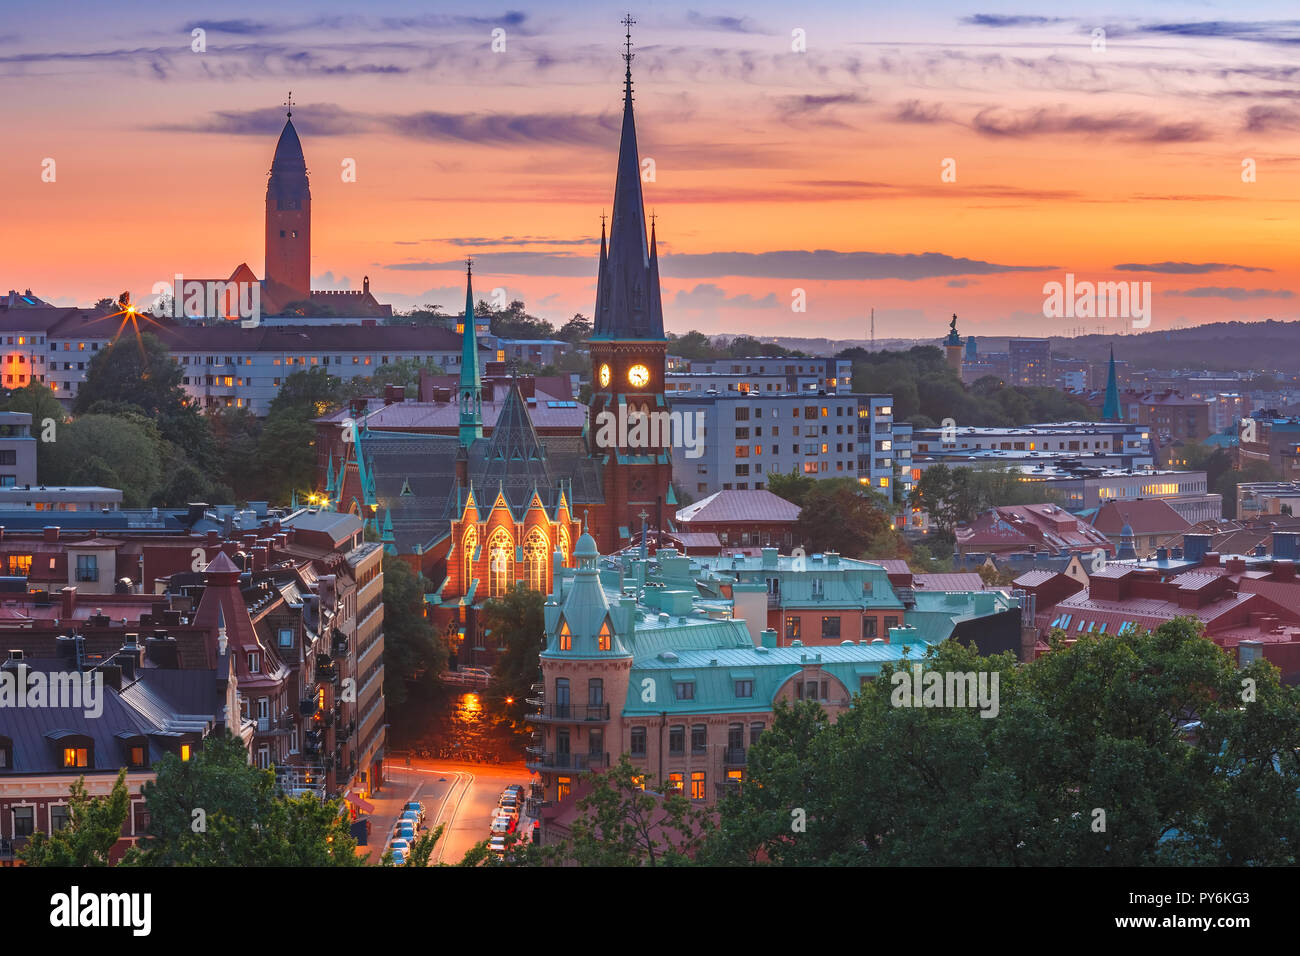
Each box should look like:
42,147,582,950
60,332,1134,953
737,320,1300,372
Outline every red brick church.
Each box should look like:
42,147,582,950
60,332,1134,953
322,31,674,664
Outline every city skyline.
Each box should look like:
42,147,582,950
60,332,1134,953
3,1,1300,338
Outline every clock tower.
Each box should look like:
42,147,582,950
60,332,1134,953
588,16,673,553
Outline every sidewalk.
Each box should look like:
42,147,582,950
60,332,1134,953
361,762,425,864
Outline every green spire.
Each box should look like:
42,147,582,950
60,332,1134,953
459,259,483,446
324,451,336,496
1102,346,1121,421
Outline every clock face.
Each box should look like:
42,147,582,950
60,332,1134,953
628,364,650,388
598,363,611,388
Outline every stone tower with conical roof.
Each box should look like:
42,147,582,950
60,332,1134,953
588,17,674,552
265,97,312,304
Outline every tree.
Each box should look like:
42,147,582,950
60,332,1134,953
19,770,130,866
2,382,67,478
383,556,445,710
562,756,706,866
795,480,892,557
557,314,592,344
43,414,163,507
127,733,364,866
702,618,1300,866
482,584,546,731
381,824,444,867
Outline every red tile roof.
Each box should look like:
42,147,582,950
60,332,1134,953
1093,499,1191,535
675,490,801,525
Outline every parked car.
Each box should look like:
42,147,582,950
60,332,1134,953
400,809,422,830
488,835,507,856
390,848,407,866
403,801,426,825
388,838,411,857
499,795,520,815
393,821,417,843
490,813,516,835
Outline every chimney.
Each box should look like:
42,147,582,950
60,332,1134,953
98,663,122,692
60,585,76,620
43,526,59,543
1183,533,1211,564
1203,551,1220,567
1274,559,1295,580
1273,531,1300,561
206,530,219,546
187,502,209,525
252,546,267,572
1238,639,1263,667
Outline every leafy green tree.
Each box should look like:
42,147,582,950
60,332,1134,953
19,770,130,866
482,584,546,730
127,733,364,866
383,556,445,710
557,314,592,343
380,824,444,867
796,480,892,557
0,380,66,477
562,756,706,866
43,414,162,506
703,618,1300,866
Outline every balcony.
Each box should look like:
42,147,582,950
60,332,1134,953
316,662,338,683
723,747,747,767
526,703,610,723
525,751,610,773
255,715,296,735
75,568,99,583
299,697,318,717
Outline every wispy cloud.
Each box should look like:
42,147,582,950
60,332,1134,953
672,283,779,310
961,14,1070,28
1114,262,1272,274
385,249,1056,281
684,11,768,34
1165,287,1294,300
971,107,1207,142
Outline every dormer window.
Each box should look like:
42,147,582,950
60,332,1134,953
598,620,612,651
559,619,572,651
248,652,260,674
0,735,11,769
62,746,89,768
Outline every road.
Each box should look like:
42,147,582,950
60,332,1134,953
374,757,533,865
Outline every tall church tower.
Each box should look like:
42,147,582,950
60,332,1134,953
589,17,673,552
265,95,312,304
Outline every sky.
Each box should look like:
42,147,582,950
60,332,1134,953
3,0,1300,341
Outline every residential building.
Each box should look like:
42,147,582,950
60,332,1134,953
954,504,1115,560
674,489,801,552
526,536,1023,834
1008,338,1051,386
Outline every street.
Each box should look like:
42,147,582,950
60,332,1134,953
369,757,534,865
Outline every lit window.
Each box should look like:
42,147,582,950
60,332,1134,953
690,771,706,801
62,747,89,768
180,744,192,762
559,620,571,651
598,620,612,651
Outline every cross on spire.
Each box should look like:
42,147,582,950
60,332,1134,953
466,257,473,275
284,91,294,118
622,13,636,101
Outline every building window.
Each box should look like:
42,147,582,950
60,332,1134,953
734,679,753,698
75,554,98,582
487,528,512,597
674,681,694,701
690,771,706,801
669,726,685,756
588,678,603,708
129,745,146,768
750,722,764,746
62,747,89,768
691,724,707,755
8,555,31,575
630,726,646,756
558,619,571,651
12,806,33,837
884,616,899,631
248,652,260,674
865,617,878,638
50,804,70,832
821,616,841,639
524,528,548,592
554,678,570,719
278,628,293,647
557,776,571,802
667,772,684,795
785,616,800,640
598,620,612,652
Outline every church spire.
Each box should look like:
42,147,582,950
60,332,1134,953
1102,345,1121,421
593,15,664,341
459,259,483,446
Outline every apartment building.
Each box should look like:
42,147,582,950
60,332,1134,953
669,392,869,498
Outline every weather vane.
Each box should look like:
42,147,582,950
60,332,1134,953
622,13,636,97
284,91,293,118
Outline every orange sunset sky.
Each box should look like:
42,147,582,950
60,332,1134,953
2,1,1299,340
